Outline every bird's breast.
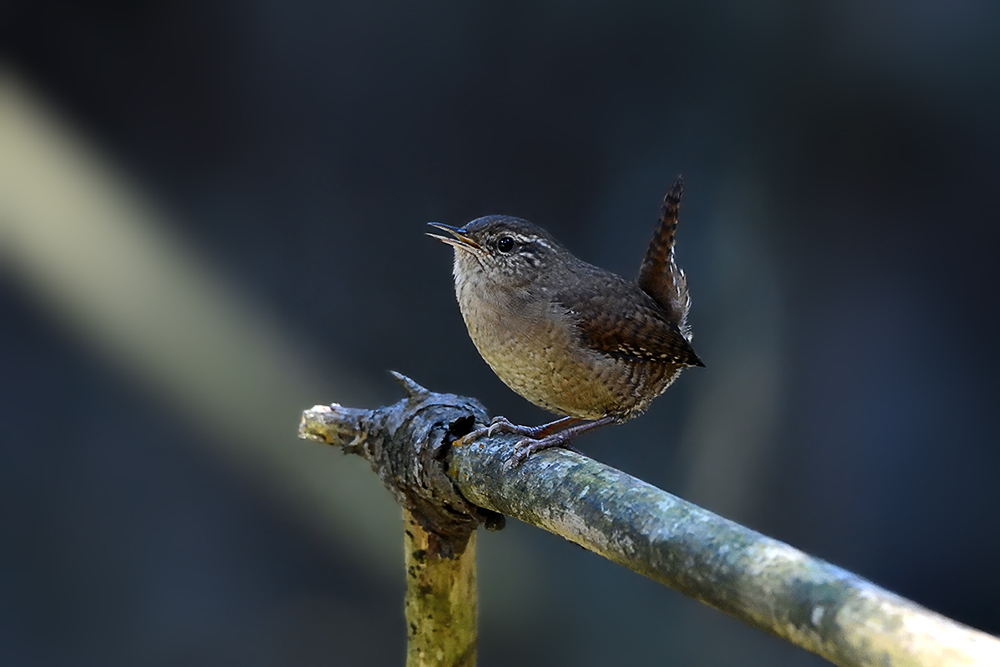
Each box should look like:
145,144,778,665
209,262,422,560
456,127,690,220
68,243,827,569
454,278,633,419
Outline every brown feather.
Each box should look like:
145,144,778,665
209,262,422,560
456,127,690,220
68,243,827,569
637,177,692,340
555,268,703,367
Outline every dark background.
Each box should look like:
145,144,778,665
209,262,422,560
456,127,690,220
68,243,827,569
2,2,999,665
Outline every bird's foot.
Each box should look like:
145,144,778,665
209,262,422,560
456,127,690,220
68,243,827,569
458,416,541,444
461,415,617,465
511,415,618,465
511,430,581,465
458,416,583,461
484,416,575,440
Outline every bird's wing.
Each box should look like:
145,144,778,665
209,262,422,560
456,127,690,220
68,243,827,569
555,275,703,367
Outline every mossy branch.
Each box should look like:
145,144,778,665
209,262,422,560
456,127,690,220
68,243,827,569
299,374,1000,667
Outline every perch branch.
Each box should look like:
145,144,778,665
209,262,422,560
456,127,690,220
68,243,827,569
300,375,1000,667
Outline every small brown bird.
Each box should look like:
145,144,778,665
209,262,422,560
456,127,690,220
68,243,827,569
428,177,703,462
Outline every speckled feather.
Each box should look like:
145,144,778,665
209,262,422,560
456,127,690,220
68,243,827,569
638,178,692,339
555,264,700,367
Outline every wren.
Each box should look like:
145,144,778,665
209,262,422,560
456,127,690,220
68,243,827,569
428,177,703,463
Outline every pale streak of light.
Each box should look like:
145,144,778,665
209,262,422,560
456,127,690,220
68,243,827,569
0,65,402,574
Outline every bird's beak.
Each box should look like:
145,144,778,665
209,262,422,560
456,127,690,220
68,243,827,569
426,223,483,253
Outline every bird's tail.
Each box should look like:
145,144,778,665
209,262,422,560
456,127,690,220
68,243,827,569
637,176,693,341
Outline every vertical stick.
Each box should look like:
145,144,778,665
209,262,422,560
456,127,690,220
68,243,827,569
403,509,478,667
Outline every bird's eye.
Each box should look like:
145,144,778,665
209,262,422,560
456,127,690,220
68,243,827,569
496,236,515,253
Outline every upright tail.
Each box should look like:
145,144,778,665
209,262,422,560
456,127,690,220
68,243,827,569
637,176,693,341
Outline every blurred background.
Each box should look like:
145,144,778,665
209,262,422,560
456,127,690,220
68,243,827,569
1,2,998,665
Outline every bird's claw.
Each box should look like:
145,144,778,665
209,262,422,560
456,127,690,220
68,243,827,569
486,416,520,437
509,434,581,466
465,415,585,466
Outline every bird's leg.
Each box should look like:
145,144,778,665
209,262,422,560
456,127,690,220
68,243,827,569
462,416,600,463
460,416,580,450
485,415,581,439
511,415,616,464
459,415,616,463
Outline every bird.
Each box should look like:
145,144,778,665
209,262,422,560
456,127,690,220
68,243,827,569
427,177,703,463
